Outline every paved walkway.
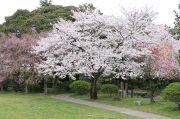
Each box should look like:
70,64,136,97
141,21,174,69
53,94,172,119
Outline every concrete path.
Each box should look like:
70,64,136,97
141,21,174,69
53,94,172,119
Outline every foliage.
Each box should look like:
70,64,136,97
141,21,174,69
40,0,52,7
28,83,44,92
101,84,118,95
33,11,121,99
70,80,90,94
60,80,74,91
0,3,99,34
78,3,100,13
143,38,180,102
34,9,179,99
146,40,180,79
134,91,148,98
33,11,117,78
0,34,39,84
162,82,180,108
171,9,180,39
34,10,157,79
0,5,76,33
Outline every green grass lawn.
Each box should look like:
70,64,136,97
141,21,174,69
72,93,180,119
0,93,139,119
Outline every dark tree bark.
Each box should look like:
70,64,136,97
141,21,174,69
125,81,128,97
90,67,104,99
90,78,97,99
0,84,4,92
25,84,28,93
131,89,134,98
120,81,124,98
75,74,80,80
150,90,155,103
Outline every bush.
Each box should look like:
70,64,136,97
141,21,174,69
61,80,74,92
28,83,44,92
134,91,148,98
101,84,118,96
69,80,90,95
162,82,180,108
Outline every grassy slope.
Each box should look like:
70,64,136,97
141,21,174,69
72,94,180,119
0,93,138,119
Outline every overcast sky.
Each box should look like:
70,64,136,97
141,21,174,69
0,0,179,27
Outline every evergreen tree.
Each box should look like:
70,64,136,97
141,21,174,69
40,0,52,7
171,3,180,40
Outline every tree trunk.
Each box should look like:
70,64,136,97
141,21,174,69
0,84,4,92
52,78,56,89
150,90,155,103
25,84,28,93
120,81,124,98
90,67,104,99
44,79,48,95
131,89,134,98
90,78,97,99
125,81,128,97
177,102,180,109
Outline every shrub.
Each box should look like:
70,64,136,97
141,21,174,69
69,80,90,95
162,82,180,108
28,83,44,92
101,84,118,96
134,91,148,98
61,80,74,92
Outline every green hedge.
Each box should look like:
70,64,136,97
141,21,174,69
101,84,118,96
70,80,90,95
162,82,180,108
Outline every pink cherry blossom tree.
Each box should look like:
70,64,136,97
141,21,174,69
148,40,179,78
0,34,40,92
108,9,179,97
144,36,180,102
34,11,121,99
34,9,179,99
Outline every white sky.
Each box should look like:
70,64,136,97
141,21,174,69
0,0,179,27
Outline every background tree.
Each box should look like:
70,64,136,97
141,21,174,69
78,3,97,13
171,3,180,40
0,4,76,34
144,38,180,102
108,9,178,98
0,2,102,34
40,0,52,7
0,34,40,92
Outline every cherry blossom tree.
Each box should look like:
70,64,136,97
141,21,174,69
0,56,9,91
113,9,179,98
148,40,179,78
0,34,40,92
144,38,180,102
34,9,179,99
34,11,121,98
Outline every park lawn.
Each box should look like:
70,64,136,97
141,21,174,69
0,93,139,119
72,93,180,119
